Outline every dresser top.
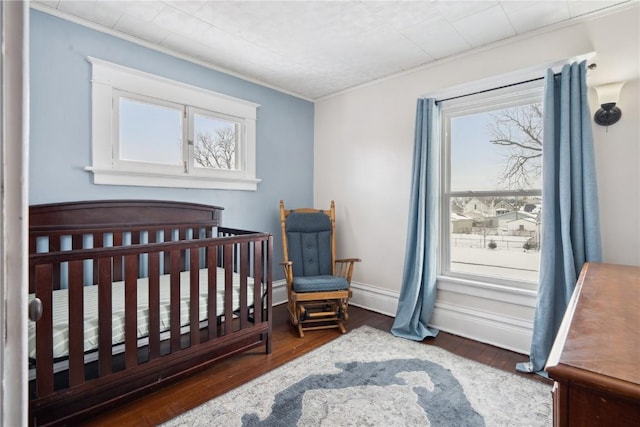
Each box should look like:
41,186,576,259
547,262,640,390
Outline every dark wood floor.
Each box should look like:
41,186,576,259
82,303,551,426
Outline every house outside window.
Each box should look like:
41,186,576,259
440,81,543,291
87,57,260,191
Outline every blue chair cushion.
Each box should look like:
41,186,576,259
292,275,349,293
286,212,334,278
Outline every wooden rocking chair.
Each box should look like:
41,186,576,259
279,200,360,337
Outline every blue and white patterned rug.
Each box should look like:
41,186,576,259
164,326,552,426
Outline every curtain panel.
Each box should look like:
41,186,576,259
518,61,602,374
391,98,440,341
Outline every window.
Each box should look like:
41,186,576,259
87,57,260,191
440,81,543,290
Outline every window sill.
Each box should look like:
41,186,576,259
436,274,538,307
85,167,260,191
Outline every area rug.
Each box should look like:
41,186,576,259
164,326,552,426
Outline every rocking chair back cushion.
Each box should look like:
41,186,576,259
285,211,333,277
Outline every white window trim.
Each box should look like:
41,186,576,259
439,80,544,291
86,57,261,191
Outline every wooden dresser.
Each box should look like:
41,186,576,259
546,262,640,427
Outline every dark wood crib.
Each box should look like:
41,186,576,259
27,200,273,426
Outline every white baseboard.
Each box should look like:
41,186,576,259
430,301,533,355
271,279,533,355
272,279,288,306
349,281,398,317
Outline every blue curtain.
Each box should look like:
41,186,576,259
517,61,602,374
391,98,440,340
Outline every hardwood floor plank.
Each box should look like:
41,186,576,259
80,304,549,426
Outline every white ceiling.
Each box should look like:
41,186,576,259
32,0,631,100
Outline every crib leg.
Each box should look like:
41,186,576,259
263,332,272,354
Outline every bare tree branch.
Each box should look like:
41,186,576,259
488,103,543,189
491,138,542,152
194,127,236,169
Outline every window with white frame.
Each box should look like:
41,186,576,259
87,57,260,191
440,81,543,291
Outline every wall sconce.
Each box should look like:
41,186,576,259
593,82,624,126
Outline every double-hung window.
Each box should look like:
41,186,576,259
440,81,544,291
87,57,260,191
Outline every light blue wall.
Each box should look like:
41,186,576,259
30,9,315,277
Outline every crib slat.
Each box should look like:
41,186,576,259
223,244,233,335
239,242,249,330
35,264,54,397
112,232,123,282
207,245,218,341
253,241,263,324
148,251,160,359
29,234,36,258
29,264,36,297
93,233,104,285
179,228,187,271
50,235,61,252
72,234,83,250
53,262,61,292
170,249,181,352
124,254,138,368
189,247,200,346
68,260,85,387
98,257,113,376
163,229,172,274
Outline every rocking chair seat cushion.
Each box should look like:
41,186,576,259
292,275,349,293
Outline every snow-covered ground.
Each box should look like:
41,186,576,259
450,234,540,282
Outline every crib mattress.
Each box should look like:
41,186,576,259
28,267,255,360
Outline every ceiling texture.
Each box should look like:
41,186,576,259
32,0,632,100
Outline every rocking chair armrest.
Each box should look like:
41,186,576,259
281,261,294,285
335,258,361,264
334,258,360,282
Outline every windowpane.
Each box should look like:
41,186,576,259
193,114,238,170
119,98,182,165
450,196,541,282
444,94,543,286
451,103,542,192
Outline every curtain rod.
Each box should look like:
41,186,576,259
434,63,596,105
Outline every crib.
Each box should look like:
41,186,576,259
28,200,272,426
